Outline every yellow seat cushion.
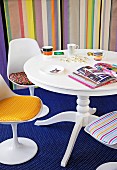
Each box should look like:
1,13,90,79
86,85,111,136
0,96,42,122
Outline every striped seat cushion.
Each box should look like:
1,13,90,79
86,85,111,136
85,111,117,145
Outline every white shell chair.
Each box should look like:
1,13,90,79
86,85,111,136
97,162,117,170
85,111,117,170
7,38,49,118
0,74,44,165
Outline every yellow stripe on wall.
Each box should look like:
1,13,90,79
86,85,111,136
25,0,35,39
93,0,101,48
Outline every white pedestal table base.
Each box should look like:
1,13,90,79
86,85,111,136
35,96,98,167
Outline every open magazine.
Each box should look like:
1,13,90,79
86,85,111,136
68,65,117,89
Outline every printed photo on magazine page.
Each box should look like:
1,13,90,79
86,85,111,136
68,66,117,89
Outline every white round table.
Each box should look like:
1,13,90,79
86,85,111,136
24,49,117,167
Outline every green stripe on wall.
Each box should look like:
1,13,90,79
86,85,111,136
32,0,36,40
87,0,95,48
4,0,12,42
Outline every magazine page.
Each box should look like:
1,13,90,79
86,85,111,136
69,66,117,88
94,63,117,78
74,66,115,85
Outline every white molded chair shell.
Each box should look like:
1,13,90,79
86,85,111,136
0,74,43,165
7,38,41,93
7,38,49,116
0,74,16,100
85,111,117,170
7,38,41,77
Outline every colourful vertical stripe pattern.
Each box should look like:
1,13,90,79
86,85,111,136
3,0,117,52
85,111,117,145
2,0,117,90
4,0,61,50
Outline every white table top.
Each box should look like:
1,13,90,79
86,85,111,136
24,49,117,96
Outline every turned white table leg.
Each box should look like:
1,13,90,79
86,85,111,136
61,117,83,167
76,96,98,126
61,96,92,167
76,96,91,126
76,96,96,115
76,96,90,113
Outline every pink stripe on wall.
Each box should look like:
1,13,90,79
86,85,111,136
18,0,25,38
8,0,21,39
34,0,43,47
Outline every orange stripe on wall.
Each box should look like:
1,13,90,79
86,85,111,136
51,0,56,50
86,0,88,48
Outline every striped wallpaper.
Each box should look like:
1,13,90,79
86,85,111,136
2,0,117,51
62,0,113,50
3,0,61,50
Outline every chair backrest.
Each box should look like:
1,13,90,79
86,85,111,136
0,75,15,101
7,38,41,76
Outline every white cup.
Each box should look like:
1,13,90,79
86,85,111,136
67,43,79,56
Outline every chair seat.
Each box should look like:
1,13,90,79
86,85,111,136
9,72,34,85
85,111,117,145
0,96,42,121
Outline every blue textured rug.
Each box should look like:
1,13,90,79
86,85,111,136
0,87,117,170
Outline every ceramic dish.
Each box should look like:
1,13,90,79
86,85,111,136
40,65,64,75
